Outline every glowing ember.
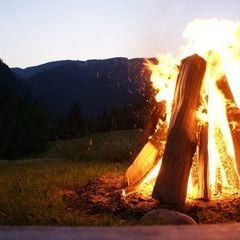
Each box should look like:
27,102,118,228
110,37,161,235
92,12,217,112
134,18,240,200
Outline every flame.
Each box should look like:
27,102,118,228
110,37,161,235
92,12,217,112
136,18,240,199
182,19,240,108
136,159,162,194
145,54,179,125
183,19,240,198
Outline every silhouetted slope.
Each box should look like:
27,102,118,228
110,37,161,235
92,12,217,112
19,57,152,117
0,59,25,97
12,60,81,79
0,60,48,159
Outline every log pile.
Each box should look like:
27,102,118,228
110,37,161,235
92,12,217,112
125,54,240,205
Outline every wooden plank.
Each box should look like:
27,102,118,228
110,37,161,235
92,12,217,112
152,54,207,205
1,224,240,240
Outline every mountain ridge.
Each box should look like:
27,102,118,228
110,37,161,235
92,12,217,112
11,57,155,117
11,57,152,80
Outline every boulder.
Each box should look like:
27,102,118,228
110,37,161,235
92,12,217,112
139,209,196,225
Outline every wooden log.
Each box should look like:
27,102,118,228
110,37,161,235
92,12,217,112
197,124,210,200
213,127,240,194
138,100,166,148
125,100,167,189
129,101,166,163
217,77,240,176
126,121,167,188
231,131,240,176
217,77,234,100
152,54,207,205
190,124,209,200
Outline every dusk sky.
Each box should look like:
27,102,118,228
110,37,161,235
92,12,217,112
1,0,240,67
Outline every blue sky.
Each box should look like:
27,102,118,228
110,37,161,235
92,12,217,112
1,0,240,67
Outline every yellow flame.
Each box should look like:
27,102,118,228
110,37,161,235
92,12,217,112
136,160,162,195
183,19,240,198
182,18,240,108
137,18,240,199
207,81,238,196
146,54,179,125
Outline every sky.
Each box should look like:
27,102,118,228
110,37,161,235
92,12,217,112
1,0,240,68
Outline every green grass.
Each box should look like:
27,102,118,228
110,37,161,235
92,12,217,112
41,129,141,162
0,130,141,225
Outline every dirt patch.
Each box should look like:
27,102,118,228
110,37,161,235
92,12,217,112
63,175,240,224
186,196,240,223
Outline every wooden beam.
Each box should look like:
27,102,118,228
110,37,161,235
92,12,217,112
152,54,207,205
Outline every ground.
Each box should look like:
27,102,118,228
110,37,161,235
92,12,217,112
63,174,240,224
0,158,128,225
1,130,240,225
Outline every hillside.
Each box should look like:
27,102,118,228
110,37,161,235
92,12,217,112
0,60,49,159
12,60,80,79
13,58,154,117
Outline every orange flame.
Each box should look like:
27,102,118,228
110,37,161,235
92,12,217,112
145,54,179,126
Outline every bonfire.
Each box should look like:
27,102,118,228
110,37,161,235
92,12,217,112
66,18,240,224
125,18,240,205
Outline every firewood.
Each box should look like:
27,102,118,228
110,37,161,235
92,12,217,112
213,127,240,193
126,121,167,188
130,101,166,162
217,77,240,176
197,124,210,200
190,124,209,200
152,54,207,205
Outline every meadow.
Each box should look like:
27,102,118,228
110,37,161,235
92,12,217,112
0,130,141,225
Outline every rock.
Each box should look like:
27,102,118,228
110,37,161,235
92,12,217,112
139,209,196,225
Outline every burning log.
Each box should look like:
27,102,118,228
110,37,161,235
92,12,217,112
138,101,166,147
213,127,240,194
231,130,240,176
190,124,209,200
129,101,166,163
152,54,207,205
125,96,168,190
197,124,210,200
126,120,167,189
217,77,240,177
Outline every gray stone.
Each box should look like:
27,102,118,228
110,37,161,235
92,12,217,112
139,209,196,225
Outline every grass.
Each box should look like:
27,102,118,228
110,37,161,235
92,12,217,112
0,130,141,225
41,129,141,162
